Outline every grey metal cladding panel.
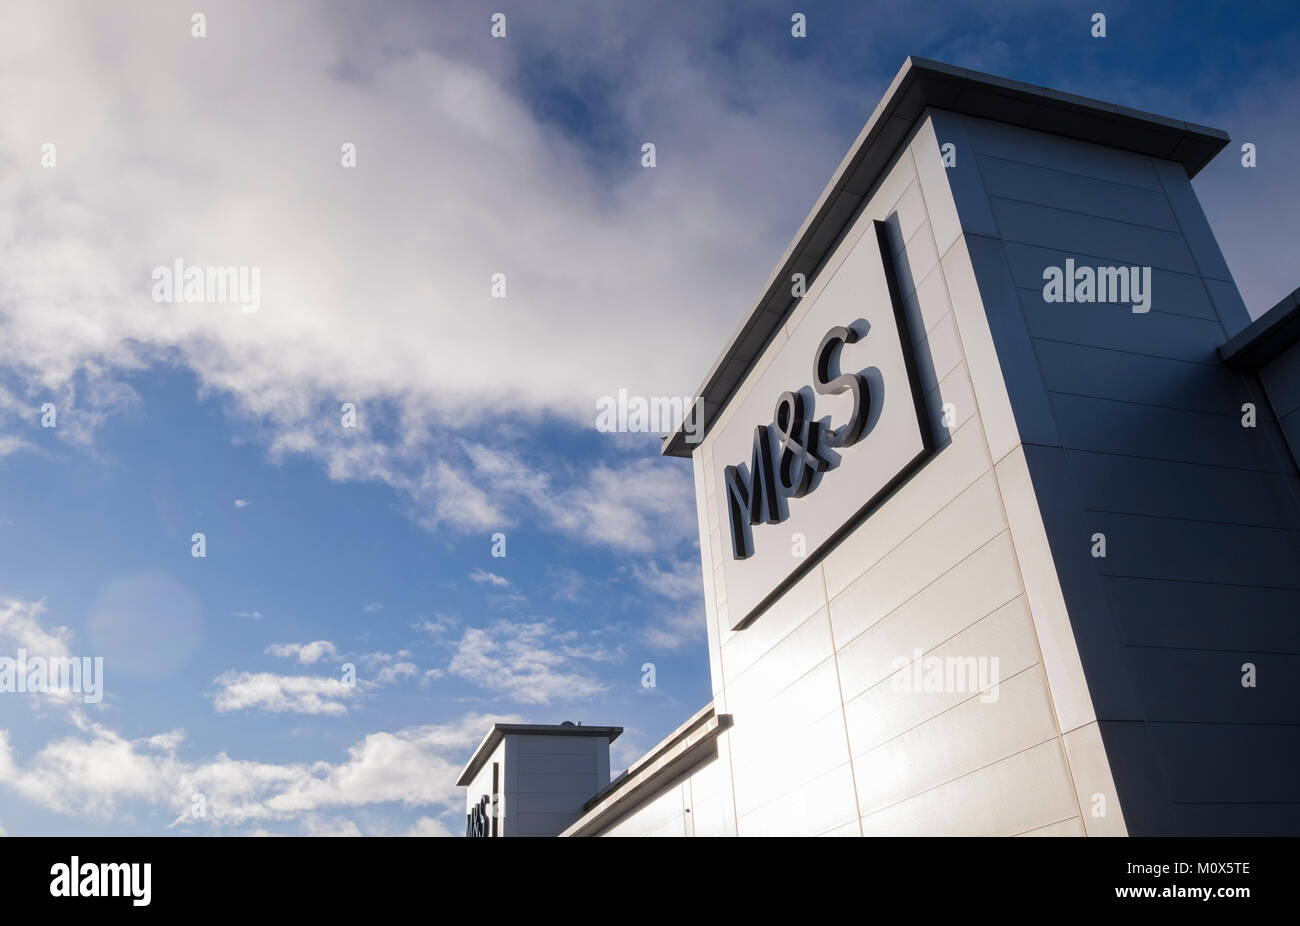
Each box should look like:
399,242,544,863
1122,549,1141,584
1063,449,1300,530
928,112,999,239
515,773,597,795
963,116,1163,190
1281,407,1300,469
513,791,592,814
1204,279,1252,341
1094,720,1175,836
1093,510,1300,588
988,198,1198,275
1034,339,1274,419
1151,159,1237,285
1020,292,1225,362
975,154,1180,231
1019,443,1142,720
1148,722,1300,805
515,812,585,836
514,736,598,756
1049,392,1294,473
1129,650,1300,724
516,753,597,775
1157,804,1300,838
1098,720,1300,836
1107,576,1300,652
1234,365,1283,428
1261,343,1300,419
1002,242,1218,322
962,234,1060,447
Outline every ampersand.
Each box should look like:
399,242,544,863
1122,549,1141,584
773,390,828,497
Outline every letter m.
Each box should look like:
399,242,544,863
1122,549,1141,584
722,425,779,560
1097,266,1127,303
100,863,128,897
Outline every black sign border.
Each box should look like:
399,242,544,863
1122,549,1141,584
730,219,937,631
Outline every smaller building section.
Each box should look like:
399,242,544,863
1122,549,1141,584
1221,285,1300,469
456,722,621,837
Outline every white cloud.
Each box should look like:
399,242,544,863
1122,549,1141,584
642,609,707,651
628,558,707,649
137,730,185,753
300,815,362,837
232,610,263,620
266,641,339,665
630,558,701,601
211,670,357,716
233,499,250,508
453,444,698,553
469,569,509,587
414,615,460,638
371,663,420,687
406,816,454,837
559,640,627,664
0,710,519,830
0,598,72,658
447,621,610,705
0,598,79,707
0,436,29,458
357,651,394,670
0,1,836,557
546,566,589,604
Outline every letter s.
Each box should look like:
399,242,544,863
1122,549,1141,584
814,325,869,447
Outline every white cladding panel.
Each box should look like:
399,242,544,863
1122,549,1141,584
598,755,731,837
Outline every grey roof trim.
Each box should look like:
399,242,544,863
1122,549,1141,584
1220,285,1300,369
662,55,1231,457
454,722,622,788
559,702,731,837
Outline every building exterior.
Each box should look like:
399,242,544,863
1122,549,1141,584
456,722,621,837
460,57,1300,837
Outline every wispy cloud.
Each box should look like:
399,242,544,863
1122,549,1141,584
210,671,357,716
0,598,72,659
414,615,460,638
266,641,339,666
469,568,509,588
447,621,610,705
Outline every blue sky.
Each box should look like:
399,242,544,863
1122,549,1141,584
0,0,1296,836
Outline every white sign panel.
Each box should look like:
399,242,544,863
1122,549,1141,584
714,221,932,630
